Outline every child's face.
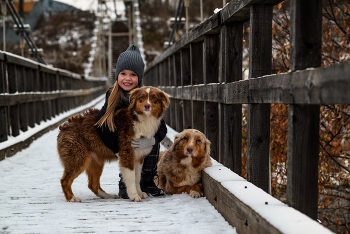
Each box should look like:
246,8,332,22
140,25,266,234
117,70,139,91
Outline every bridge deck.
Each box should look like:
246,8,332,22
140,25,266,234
0,97,236,234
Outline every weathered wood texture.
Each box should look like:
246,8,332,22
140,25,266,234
219,23,243,174
160,62,350,104
202,172,282,234
287,0,322,220
0,51,107,154
144,0,344,232
247,4,273,193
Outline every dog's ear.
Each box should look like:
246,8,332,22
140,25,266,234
160,91,171,109
204,138,212,167
169,132,181,151
174,133,180,142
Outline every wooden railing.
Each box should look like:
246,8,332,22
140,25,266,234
0,51,108,159
144,0,348,233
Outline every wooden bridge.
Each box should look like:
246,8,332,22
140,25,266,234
1,0,348,233
144,0,348,232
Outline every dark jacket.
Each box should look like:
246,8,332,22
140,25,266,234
96,88,167,154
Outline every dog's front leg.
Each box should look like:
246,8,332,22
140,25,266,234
120,167,141,202
135,161,148,199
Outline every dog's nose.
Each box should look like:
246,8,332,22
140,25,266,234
144,103,150,110
187,147,193,154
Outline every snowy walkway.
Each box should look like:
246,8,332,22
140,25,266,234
0,97,236,234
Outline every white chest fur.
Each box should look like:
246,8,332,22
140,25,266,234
133,114,160,139
178,157,202,186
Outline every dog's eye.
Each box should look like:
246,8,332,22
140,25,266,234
182,137,188,142
196,139,202,144
151,96,158,103
139,96,145,102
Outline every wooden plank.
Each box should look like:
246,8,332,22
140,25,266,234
173,52,183,132
219,22,243,173
10,104,20,137
204,34,219,84
247,4,273,193
220,0,284,23
0,106,8,142
17,66,26,93
19,102,28,132
0,55,6,93
287,0,322,220
287,105,320,218
5,52,38,69
191,42,204,132
7,64,17,94
27,102,35,128
160,62,350,104
0,96,105,160
203,34,220,161
181,48,191,129
168,57,176,129
203,171,282,234
190,42,203,85
206,101,219,160
25,68,34,92
0,87,105,106
160,61,170,123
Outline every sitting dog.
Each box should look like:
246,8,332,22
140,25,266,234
57,86,170,202
156,129,212,198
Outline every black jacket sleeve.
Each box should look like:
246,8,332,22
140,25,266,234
154,119,167,145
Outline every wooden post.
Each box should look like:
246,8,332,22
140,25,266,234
160,60,170,123
219,23,243,174
247,4,273,193
181,48,192,129
18,66,28,132
191,42,204,133
173,52,183,132
204,34,220,161
287,0,322,220
168,56,176,129
0,53,8,142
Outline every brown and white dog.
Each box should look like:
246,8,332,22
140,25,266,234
156,129,212,198
57,86,170,202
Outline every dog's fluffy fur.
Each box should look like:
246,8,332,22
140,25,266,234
156,129,212,198
57,86,170,202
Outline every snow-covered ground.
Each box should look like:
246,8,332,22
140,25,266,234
0,96,237,234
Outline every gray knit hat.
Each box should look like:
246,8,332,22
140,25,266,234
115,44,145,86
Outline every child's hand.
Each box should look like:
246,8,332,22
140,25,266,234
131,136,155,149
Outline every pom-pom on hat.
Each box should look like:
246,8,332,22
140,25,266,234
115,44,145,86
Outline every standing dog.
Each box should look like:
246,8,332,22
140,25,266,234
156,129,212,198
57,86,170,202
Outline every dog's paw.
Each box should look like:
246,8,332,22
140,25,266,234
129,193,142,202
97,189,118,199
189,190,202,198
69,196,82,202
140,192,148,199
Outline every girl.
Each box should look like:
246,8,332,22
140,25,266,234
95,44,166,198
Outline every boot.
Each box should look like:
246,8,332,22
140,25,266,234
140,170,165,197
140,145,165,197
